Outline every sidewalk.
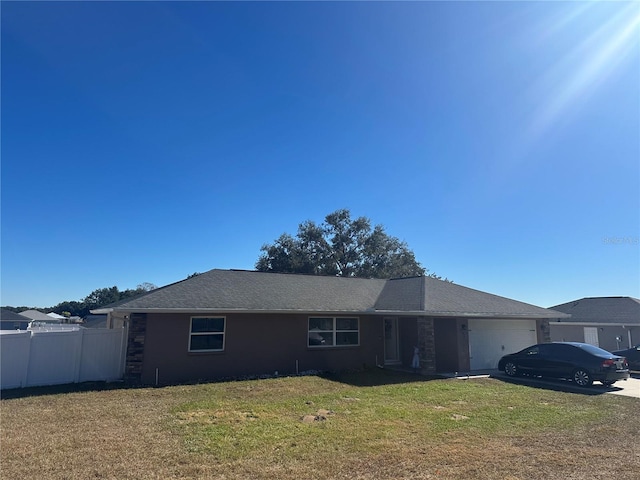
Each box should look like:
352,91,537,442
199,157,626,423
440,369,500,379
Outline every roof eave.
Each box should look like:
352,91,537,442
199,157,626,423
94,307,380,316
375,310,570,319
95,307,570,319
90,308,114,314
549,320,639,326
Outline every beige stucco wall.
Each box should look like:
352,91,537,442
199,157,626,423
550,324,638,352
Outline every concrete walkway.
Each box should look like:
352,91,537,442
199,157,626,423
394,367,640,398
604,374,640,398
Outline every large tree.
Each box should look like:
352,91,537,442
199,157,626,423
256,209,443,279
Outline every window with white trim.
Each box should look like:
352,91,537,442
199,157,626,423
308,317,359,347
189,316,225,352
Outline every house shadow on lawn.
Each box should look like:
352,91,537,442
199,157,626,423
0,381,134,400
1,368,445,399
490,373,620,396
320,367,444,387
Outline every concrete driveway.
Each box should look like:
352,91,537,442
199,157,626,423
604,372,640,398
485,371,640,398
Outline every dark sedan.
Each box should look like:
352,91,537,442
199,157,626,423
498,342,630,387
612,345,640,370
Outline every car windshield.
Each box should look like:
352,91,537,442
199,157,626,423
575,343,615,356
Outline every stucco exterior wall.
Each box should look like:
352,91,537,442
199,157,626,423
123,311,560,384
136,312,385,385
550,324,638,352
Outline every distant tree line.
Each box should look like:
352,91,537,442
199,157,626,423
2,283,157,318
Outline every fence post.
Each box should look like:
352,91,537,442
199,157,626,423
21,332,32,388
73,328,84,383
24,330,36,387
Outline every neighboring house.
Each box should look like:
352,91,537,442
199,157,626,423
47,312,66,321
93,269,567,385
19,310,62,323
0,309,31,330
549,297,640,352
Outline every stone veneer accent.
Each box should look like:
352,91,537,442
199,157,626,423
417,316,436,374
540,319,551,343
124,313,147,383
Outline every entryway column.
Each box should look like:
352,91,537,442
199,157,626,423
124,313,147,384
417,316,436,374
539,319,551,343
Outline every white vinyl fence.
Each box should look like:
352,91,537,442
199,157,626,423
1,327,126,390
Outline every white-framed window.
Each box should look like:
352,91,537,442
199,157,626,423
189,316,225,352
308,317,359,347
584,327,599,347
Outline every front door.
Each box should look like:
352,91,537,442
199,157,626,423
384,317,401,365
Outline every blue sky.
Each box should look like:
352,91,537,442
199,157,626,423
2,1,638,309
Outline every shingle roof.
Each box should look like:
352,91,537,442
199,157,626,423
18,309,54,321
376,276,566,318
95,269,566,319
550,297,640,324
100,269,387,313
0,309,31,322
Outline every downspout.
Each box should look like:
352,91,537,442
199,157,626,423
117,316,129,380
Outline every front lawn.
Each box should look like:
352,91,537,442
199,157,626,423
1,370,638,479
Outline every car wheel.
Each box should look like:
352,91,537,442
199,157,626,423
504,362,518,377
572,368,592,387
601,380,616,387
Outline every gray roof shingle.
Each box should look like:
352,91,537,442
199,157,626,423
376,276,566,317
0,309,32,322
18,309,54,321
96,269,566,318
102,269,387,313
550,297,640,324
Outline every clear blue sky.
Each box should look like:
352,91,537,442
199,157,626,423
2,1,638,309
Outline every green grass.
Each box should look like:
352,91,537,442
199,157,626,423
171,371,610,461
2,369,638,479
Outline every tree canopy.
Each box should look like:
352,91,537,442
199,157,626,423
256,209,444,279
69,283,157,317
2,283,158,318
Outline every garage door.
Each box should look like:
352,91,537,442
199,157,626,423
468,319,538,370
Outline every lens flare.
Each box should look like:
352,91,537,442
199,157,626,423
526,2,639,141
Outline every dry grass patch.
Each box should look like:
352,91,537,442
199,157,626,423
1,371,638,479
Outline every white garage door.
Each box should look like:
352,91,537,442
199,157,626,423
468,319,538,370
